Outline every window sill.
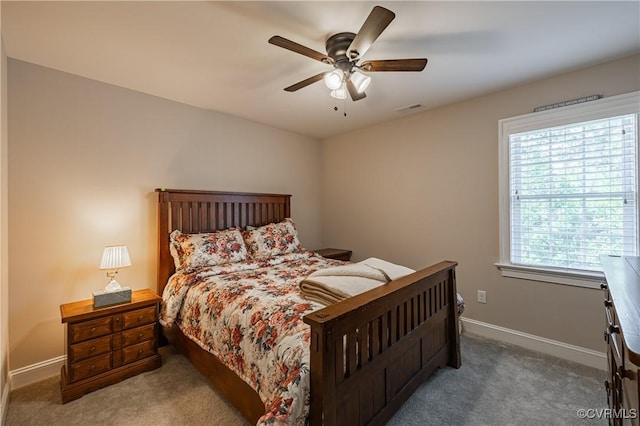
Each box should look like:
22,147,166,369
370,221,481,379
495,263,605,289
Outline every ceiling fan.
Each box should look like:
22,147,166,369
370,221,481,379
268,6,427,101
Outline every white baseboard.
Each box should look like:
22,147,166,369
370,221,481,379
460,317,607,371
1,319,607,393
9,355,65,390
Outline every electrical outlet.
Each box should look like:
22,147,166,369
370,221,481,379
477,290,487,304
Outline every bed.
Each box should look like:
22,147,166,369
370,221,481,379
156,188,461,426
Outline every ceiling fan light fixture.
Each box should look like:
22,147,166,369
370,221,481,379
350,71,371,93
324,69,344,90
270,6,426,102
330,83,348,100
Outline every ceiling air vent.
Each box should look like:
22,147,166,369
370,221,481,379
395,104,423,114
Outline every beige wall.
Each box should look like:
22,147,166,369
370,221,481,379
6,52,639,372
1,11,9,418
321,54,640,352
7,59,322,370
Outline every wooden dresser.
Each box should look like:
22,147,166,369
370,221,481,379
60,288,162,403
601,255,640,425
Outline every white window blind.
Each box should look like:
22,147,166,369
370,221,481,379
509,113,638,272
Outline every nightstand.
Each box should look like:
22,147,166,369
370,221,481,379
314,248,353,261
60,288,162,403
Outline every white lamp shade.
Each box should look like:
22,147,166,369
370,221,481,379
350,71,371,93
324,69,344,90
330,84,348,100
100,245,132,270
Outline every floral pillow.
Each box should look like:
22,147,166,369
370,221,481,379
169,228,248,271
243,218,302,260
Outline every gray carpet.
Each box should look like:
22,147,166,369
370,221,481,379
388,335,606,426
5,334,606,425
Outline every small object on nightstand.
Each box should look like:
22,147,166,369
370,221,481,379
314,248,353,262
92,288,132,308
94,245,132,308
60,288,162,403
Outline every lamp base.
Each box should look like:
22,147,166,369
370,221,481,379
92,287,132,308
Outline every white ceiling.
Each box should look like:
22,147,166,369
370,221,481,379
2,1,639,139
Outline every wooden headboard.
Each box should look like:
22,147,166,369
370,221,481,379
156,188,291,295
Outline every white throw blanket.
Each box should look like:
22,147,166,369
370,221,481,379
300,257,415,306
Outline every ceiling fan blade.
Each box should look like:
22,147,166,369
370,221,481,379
347,6,395,60
284,72,325,92
269,36,333,64
346,80,366,101
360,59,428,72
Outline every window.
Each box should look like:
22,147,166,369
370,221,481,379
497,92,639,288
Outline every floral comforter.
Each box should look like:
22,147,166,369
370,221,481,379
159,250,343,426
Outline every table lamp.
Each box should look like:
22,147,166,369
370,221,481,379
93,245,132,308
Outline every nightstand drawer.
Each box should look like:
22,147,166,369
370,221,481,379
70,353,112,382
123,323,155,347
123,306,156,329
123,340,155,364
69,317,112,344
69,335,112,362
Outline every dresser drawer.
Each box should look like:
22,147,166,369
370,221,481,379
70,353,112,382
123,340,155,364
123,306,156,329
123,323,155,347
623,347,640,422
69,317,112,344
605,298,625,367
69,335,111,362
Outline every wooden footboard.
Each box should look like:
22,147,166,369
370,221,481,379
304,260,460,426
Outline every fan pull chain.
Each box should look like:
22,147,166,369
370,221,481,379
332,100,348,117
333,102,347,117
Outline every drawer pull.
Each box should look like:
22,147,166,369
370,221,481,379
90,327,96,334
89,346,96,353
89,364,96,371
606,326,623,363
617,366,633,380
605,305,614,327
600,282,608,290
137,349,144,356
138,315,143,322
138,333,144,339
604,299,612,308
